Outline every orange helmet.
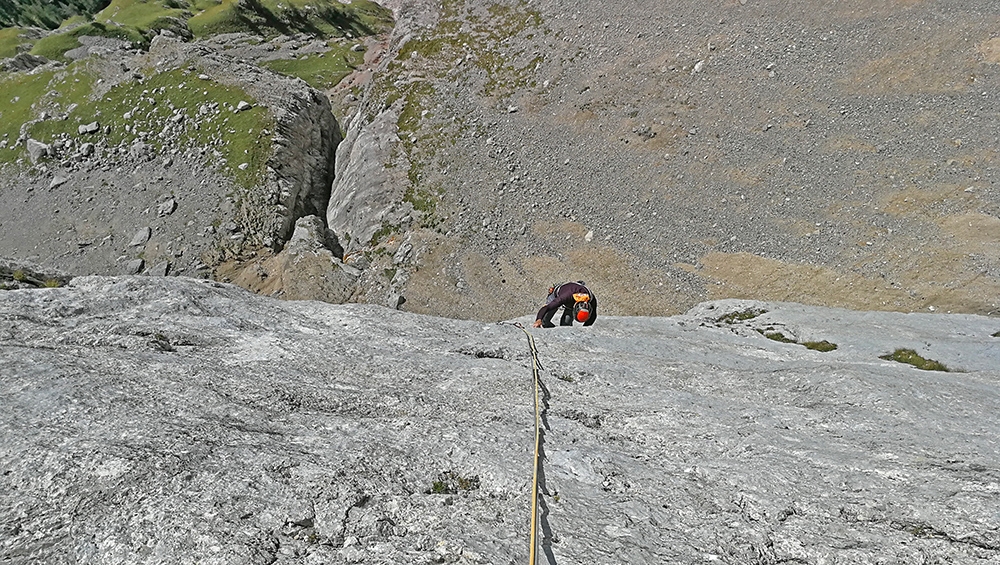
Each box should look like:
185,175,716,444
574,302,591,323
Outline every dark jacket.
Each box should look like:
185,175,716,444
536,282,597,327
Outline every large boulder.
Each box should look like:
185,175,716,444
25,138,49,164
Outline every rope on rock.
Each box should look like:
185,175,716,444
501,321,544,565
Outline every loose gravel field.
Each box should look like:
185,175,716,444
383,0,1000,321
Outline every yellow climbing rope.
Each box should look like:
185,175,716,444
504,321,544,565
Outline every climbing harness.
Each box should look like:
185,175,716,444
500,321,545,565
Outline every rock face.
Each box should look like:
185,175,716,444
326,108,409,255
2,277,998,564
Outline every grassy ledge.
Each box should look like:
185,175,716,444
879,349,949,372
1,61,272,191
95,0,189,32
30,21,146,61
0,27,33,58
260,43,364,90
803,340,838,352
716,308,766,324
760,329,796,344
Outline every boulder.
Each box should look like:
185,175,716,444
156,198,177,217
128,227,152,247
146,261,170,276
26,139,50,164
78,122,100,135
286,214,343,258
124,259,144,274
49,176,69,190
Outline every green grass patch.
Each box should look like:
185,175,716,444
879,348,949,372
760,330,796,344
187,0,392,40
260,44,362,89
4,62,273,190
58,14,92,29
716,308,766,324
95,0,188,32
0,61,100,164
426,471,480,495
186,0,231,36
0,27,33,58
0,69,61,164
404,185,438,215
29,32,84,61
369,220,397,246
803,340,838,352
395,80,434,136
403,184,444,228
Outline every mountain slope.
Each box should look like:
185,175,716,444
328,0,1000,321
2,0,1000,322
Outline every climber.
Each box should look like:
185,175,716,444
532,281,597,328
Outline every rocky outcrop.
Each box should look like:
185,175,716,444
266,86,342,248
2,278,999,563
145,34,342,251
0,257,70,289
325,107,409,253
64,35,132,61
323,0,439,255
214,215,358,303
0,52,49,72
